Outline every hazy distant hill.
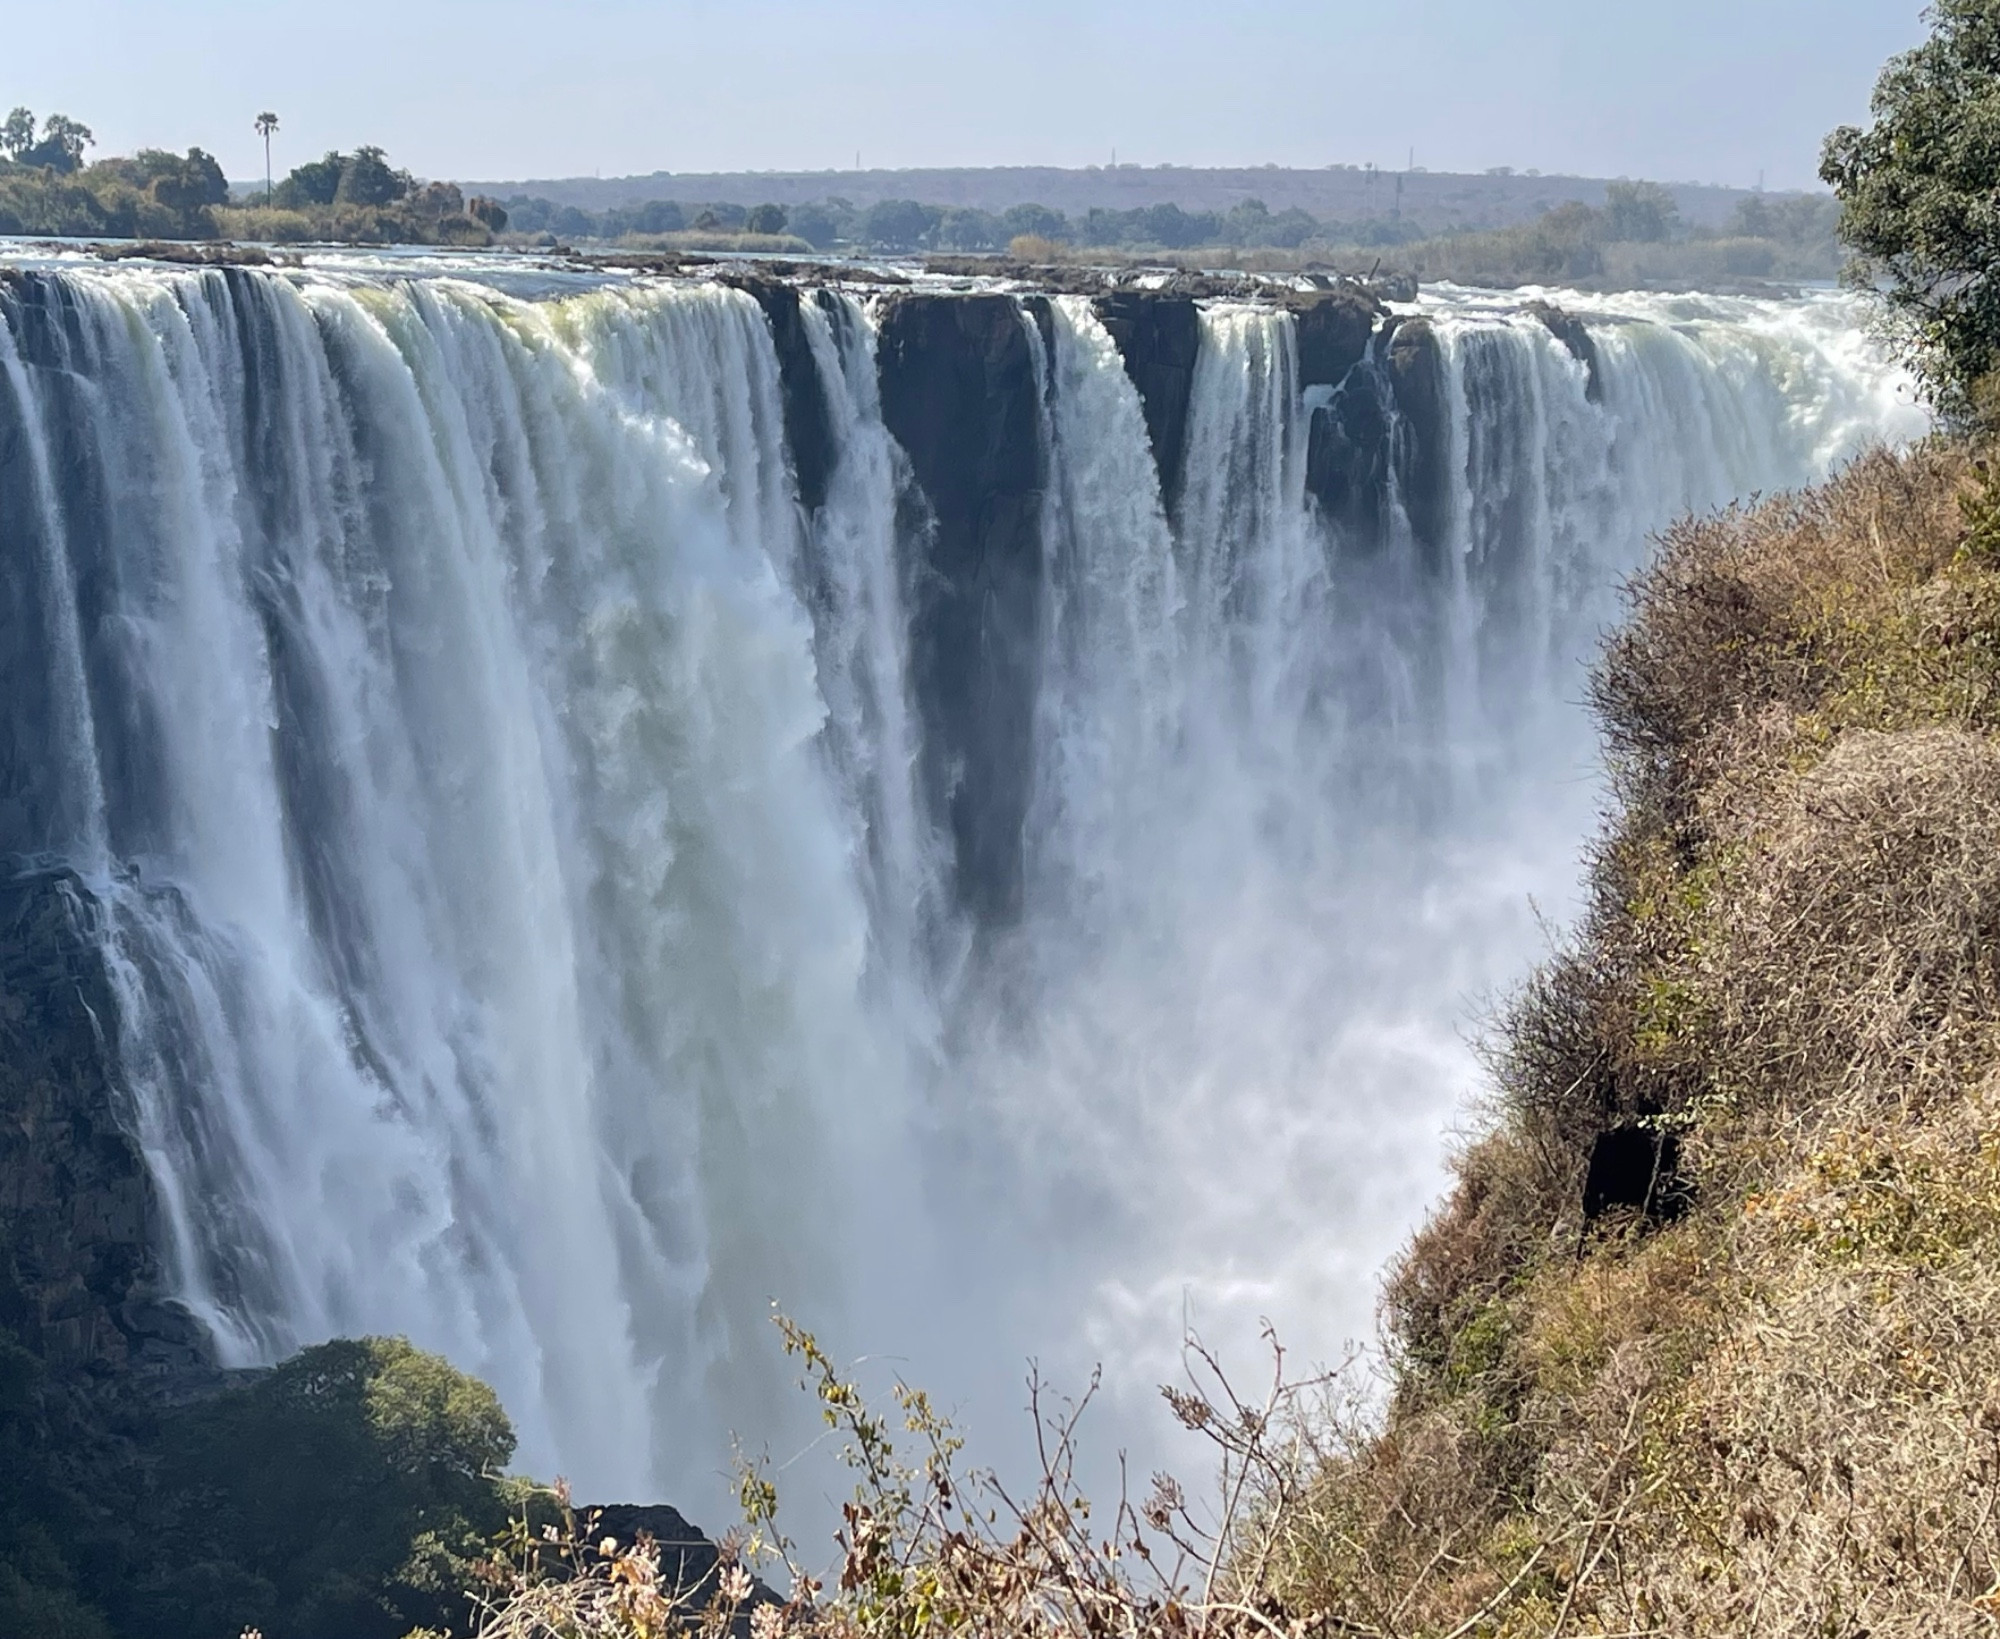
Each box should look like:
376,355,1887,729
456,164,1783,233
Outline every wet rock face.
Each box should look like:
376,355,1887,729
1306,367,1394,543
1288,287,1384,390
1386,318,1453,570
1304,303,1446,565
876,294,1046,924
727,275,837,512
1525,300,1603,403
1093,292,1202,508
0,867,209,1389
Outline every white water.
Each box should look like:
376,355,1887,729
0,260,1924,1517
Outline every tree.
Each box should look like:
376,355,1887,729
1002,202,1070,242
935,206,1003,250
135,1337,517,1639
1822,0,2000,418
255,111,279,202
789,200,845,248
745,201,787,235
139,147,230,231
0,108,33,162
333,144,410,207
275,150,346,208
862,197,938,249
6,112,94,173
1602,179,1679,242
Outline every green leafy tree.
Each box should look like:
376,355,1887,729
334,144,411,207
862,197,939,249
132,1337,517,1639
745,201,788,235
276,149,347,208
1822,0,2000,418
788,200,845,248
0,108,33,162
1603,179,1680,242
935,206,1002,250
1001,201,1070,242
7,113,95,173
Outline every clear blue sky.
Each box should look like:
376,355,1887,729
7,0,1927,189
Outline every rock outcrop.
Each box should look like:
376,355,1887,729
1385,318,1453,570
1525,300,1603,402
1288,287,1383,390
875,294,1046,923
726,274,838,512
1093,292,1203,508
1304,308,1450,568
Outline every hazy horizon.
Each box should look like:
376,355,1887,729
7,0,1926,194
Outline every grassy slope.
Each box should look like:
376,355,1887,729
1264,443,2000,1637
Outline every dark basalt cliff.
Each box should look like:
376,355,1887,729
1303,312,1451,566
727,274,839,512
1290,288,1382,390
0,866,209,1393
1093,292,1203,509
1385,317,1453,568
868,282,1453,917
876,293,1047,924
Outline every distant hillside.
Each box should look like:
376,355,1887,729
456,164,1784,235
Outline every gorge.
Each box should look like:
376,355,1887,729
0,253,1924,1518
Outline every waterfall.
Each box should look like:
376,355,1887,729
0,258,1926,1510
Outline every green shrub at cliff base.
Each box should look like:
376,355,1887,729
125,1337,519,1639
1823,0,2000,422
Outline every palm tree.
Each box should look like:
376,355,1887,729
255,111,279,202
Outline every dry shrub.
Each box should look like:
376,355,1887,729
1596,442,1978,821
1708,728,2000,1116
1616,1212,2000,1634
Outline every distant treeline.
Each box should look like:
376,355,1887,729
504,193,1400,251
501,181,1842,281
0,108,1844,290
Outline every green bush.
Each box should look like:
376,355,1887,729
1823,0,2000,418
125,1337,516,1639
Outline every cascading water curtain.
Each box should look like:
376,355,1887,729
0,261,1925,1513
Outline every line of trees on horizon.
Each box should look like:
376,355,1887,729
0,106,1845,289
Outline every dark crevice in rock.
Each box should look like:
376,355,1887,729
1306,361,1395,546
876,294,1046,924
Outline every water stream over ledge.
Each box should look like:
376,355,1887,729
0,254,1927,1513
